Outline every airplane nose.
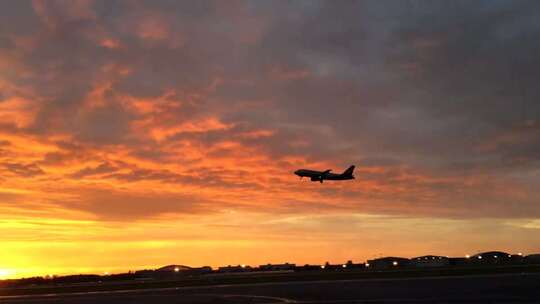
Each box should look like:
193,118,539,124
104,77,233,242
294,170,300,175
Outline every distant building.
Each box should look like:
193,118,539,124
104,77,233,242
508,254,525,264
524,254,540,264
155,265,212,276
448,257,468,266
470,251,511,264
156,265,191,272
193,266,212,273
411,255,449,268
295,264,322,271
259,263,295,271
134,269,154,276
367,257,410,269
217,265,252,272
319,262,343,271
340,260,365,270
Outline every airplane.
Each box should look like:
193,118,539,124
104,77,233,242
294,165,355,183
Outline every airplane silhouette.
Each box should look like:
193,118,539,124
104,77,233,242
294,165,355,183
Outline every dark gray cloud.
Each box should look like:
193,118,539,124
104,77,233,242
69,161,119,178
3,162,45,177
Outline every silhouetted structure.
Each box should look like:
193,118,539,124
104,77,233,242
449,257,468,266
411,255,449,268
2,250,538,289
341,260,366,270
525,254,540,264
153,265,212,277
259,263,295,271
217,265,251,273
320,262,344,271
157,265,191,272
367,257,410,269
470,251,511,265
295,264,323,271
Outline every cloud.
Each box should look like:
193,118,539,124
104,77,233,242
69,161,118,179
0,0,538,223
3,162,45,177
70,188,214,221
2,2,540,277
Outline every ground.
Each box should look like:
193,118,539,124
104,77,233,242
2,273,539,303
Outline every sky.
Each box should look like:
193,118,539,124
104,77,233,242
0,0,539,279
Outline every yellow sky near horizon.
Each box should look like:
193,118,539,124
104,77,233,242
1,211,538,279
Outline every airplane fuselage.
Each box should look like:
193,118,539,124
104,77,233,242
294,166,355,183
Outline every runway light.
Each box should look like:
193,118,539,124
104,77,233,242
478,256,482,259
518,252,523,256
342,264,347,268
241,264,246,268
494,255,498,258
465,255,470,258
174,267,180,272
392,261,398,266
320,265,325,269
365,263,370,267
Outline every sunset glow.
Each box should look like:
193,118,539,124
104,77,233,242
0,1,539,279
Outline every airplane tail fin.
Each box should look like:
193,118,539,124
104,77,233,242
341,165,355,177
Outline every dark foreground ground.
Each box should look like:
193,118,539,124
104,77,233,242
1,273,539,303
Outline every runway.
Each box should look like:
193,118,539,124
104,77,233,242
2,273,539,303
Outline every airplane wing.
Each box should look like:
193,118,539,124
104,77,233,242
316,169,332,183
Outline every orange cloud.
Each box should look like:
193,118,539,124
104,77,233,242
99,38,122,49
0,97,37,128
